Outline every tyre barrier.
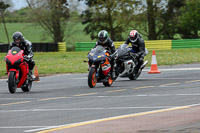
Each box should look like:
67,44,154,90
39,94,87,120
58,42,66,52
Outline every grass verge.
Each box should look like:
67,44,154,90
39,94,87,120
1,48,200,77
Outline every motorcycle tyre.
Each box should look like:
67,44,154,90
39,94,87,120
88,67,97,88
129,70,141,80
103,76,113,87
21,80,32,92
8,71,17,93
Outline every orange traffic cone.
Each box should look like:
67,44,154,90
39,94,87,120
34,65,40,81
148,50,160,74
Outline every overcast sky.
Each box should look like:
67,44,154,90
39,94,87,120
12,0,28,10
11,0,87,12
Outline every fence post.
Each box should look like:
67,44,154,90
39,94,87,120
58,42,66,52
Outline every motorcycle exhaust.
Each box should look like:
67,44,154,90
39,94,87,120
141,60,148,69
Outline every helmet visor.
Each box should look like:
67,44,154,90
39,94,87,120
99,37,107,43
130,36,138,43
14,39,21,44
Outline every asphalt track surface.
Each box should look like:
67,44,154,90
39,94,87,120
1,64,200,133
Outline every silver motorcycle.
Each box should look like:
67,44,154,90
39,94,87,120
114,44,148,80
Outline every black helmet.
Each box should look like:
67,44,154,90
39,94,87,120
98,30,109,44
12,31,24,45
129,30,139,43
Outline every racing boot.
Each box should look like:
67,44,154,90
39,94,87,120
30,70,35,79
104,72,111,82
111,65,117,79
111,60,117,79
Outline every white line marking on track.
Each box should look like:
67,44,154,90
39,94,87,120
139,78,200,79
38,97,67,101
96,93,200,97
0,67,199,81
73,93,97,96
1,93,199,105
0,101,31,106
0,126,49,129
0,106,175,113
177,93,200,96
159,83,180,86
133,86,154,90
184,80,200,83
0,98,38,100
106,89,127,93
24,103,200,133
0,79,7,81
72,77,87,79
143,68,200,71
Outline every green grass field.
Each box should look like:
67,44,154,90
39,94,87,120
0,23,200,77
0,22,93,45
1,48,200,77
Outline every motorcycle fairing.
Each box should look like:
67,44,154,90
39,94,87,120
101,57,111,76
5,47,29,88
6,49,24,65
120,60,135,77
17,62,29,88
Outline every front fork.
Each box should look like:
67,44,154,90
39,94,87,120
91,65,99,79
88,62,100,79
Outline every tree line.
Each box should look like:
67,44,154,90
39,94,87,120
0,0,199,43
81,0,200,40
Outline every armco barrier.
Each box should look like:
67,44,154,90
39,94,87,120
75,39,200,51
0,43,9,52
145,40,172,50
75,40,172,51
32,43,58,52
114,40,172,50
0,43,58,52
172,39,200,49
75,42,96,51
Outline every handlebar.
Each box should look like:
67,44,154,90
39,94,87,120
23,56,30,62
107,51,118,60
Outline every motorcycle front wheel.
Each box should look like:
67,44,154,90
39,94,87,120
8,71,17,93
88,67,97,88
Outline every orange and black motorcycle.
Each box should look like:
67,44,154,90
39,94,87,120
87,45,115,88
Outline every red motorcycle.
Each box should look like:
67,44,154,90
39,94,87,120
5,46,33,93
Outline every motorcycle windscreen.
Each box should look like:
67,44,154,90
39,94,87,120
88,45,106,61
11,46,21,55
117,44,130,57
93,45,105,53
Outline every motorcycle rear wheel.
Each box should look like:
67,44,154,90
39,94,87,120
21,80,32,92
8,71,17,93
129,70,141,80
88,67,97,88
103,76,113,87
